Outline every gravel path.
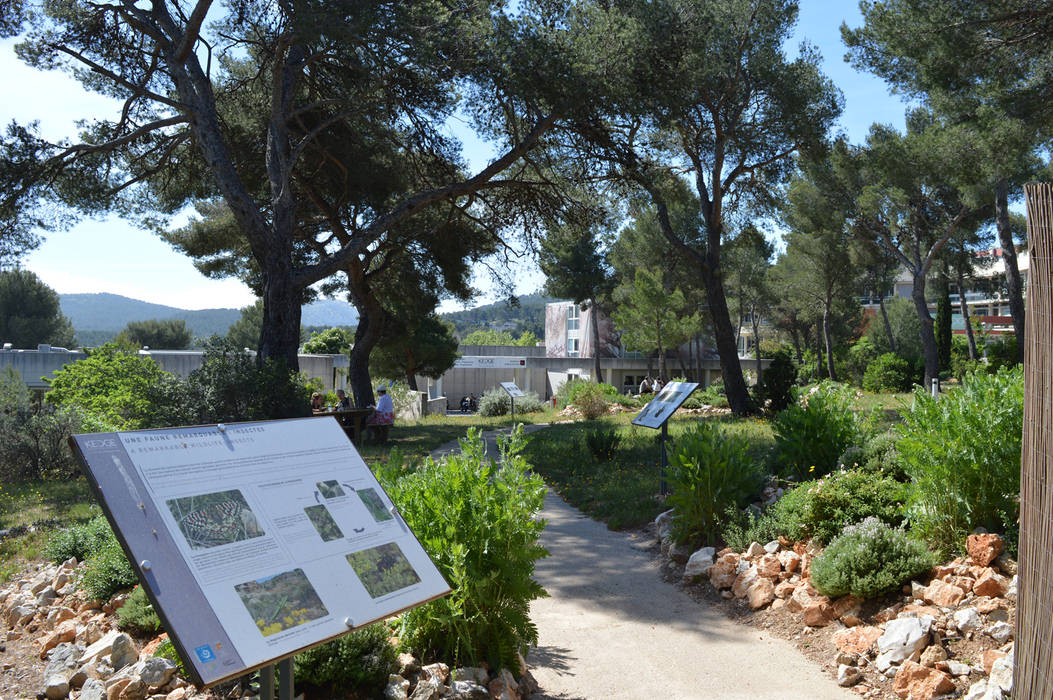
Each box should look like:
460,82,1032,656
430,426,856,700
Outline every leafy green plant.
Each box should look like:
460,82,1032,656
0,400,84,481
154,639,187,676
838,432,906,481
863,353,912,392
896,366,1024,554
477,389,545,417
377,427,548,670
770,382,861,481
584,428,621,461
721,505,784,552
667,422,766,547
571,382,611,420
46,515,115,563
79,536,138,601
758,350,797,412
294,623,396,696
810,517,934,599
117,586,162,634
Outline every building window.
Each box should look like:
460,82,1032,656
567,337,579,357
566,304,580,332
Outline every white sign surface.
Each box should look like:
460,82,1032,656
632,382,700,429
453,356,527,369
71,418,449,687
500,381,525,398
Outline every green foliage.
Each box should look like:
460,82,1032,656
569,382,611,420
721,506,783,552
372,314,459,383
810,517,935,599
117,319,192,350
79,536,138,601
771,469,907,545
225,300,263,352
117,585,162,635
46,341,169,429
45,515,115,563
667,422,766,547
770,383,862,481
302,327,353,355
863,353,912,393
154,639,187,677
863,298,924,367
0,268,76,348
460,329,538,346
377,428,548,670
583,428,621,462
478,389,546,417
838,432,907,481
896,366,1024,554
611,268,700,377
294,623,396,696
758,350,797,411
0,369,84,481
984,336,1021,373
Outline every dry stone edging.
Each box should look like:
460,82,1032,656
657,519,1020,700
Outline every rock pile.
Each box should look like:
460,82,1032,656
657,513,1018,700
3,559,540,700
382,654,538,700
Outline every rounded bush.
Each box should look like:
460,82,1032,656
862,353,912,393
294,623,396,696
810,517,934,599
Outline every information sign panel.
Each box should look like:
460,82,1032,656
500,381,525,398
69,418,450,687
453,356,527,369
631,382,700,429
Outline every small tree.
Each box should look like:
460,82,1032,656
611,267,699,380
0,268,75,348
226,301,263,351
117,319,192,350
302,328,353,356
372,315,458,391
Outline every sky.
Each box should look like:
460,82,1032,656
2,1,911,312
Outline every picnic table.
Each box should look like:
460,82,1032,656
311,408,373,443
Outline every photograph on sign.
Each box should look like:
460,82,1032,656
631,381,700,429
70,418,450,687
500,381,525,398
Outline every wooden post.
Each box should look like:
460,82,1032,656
1015,183,1053,697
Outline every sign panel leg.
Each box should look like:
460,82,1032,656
278,657,294,700
260,665,274,700
660,422,668,497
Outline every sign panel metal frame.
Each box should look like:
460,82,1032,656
499,382,525,398
631,381,701,429
69,417,450,688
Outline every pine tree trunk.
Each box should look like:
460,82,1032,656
256,252,303,375
405,348,419,391
700,265,753,414
957,270,979,361
912,281,940,389
936,267,952,372
752,314,762,383
591,300,603,383
822,301,838,382
995,179,1026,362
878,296,897,353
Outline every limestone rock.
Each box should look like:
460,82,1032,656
683,547,716,581
833,626,882,656
80,630,122,666
774,581,797,599
919,644,947,667
973,570,1008,598
110,634,138,672
981,649,1007,675
80,678,107,700
117,677,148,700
420,662,449,685
755,553,781,579
669,541,693,563
709,553,741,589
963,680,1004,700
777,550,801,574
745,541,766,558
747,578,775,610
763,540,780,554
44,642,86,683
408,679,441,700
987,620,1013,644
731,566,760,599
384,675,410,700
922,578,966,607
397,653,420,675
953,607,983,635
892,660,954,700
136,657,178,689
654,509,674,539
876,616,932,666
41,619,78,658
487,669,520,700
449,680,489,700
989,653,1013,694
967,534,1004,567
837,664,862,687
994,553,1017,576
453,667,489,685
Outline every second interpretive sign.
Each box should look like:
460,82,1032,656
70,418,450,687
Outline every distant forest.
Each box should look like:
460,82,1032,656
442,293,554,340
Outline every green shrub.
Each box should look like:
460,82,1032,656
778,469,906,545
117,586,162,635
667,422,766,547
294,623,396,696
896,366,1024,554
984,336,1020,373
810,517,934,599
721,505,783,552
758,350,797,412
770,383,861,481
154,639,187,676
478,388,511,417
838,432,906,481
79,536,138,601
377,427,548,670
555,378,617,409
512,391,545,413
46,515,115,563
584,428,621,461
571,382,611,420
862,353,912,393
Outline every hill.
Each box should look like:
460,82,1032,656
442,293,555,339
59,293,359,345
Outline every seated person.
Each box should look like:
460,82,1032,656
335,389,351,410
366,385,395,439
310,392,325,412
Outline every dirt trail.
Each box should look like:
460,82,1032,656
430,426,855,700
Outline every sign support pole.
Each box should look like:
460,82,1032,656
260,665,274,700
278,658,294,700
660,421,668,497
510,396,515,424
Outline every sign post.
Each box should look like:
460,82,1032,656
68,418,451,691
631,382,700,497
500,382,525,424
